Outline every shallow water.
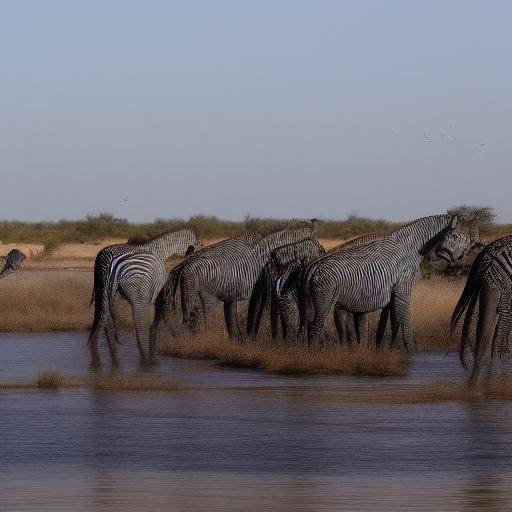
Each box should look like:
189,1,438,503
1,333,512,511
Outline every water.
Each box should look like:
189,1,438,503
1,333,512,511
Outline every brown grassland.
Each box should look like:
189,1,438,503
0,256,468,378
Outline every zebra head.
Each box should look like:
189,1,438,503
435,218,473,264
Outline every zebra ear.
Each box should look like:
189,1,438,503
450,216,458,229
185,245,195,256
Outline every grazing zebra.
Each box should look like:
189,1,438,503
248,237,326,339
0,249,26,278
375,226,479,348
88,229,200,367
303,215,469,348
153,232,262,336
157,226,318,340
451,235,512,385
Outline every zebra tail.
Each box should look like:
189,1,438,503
167,263,185,311
450,252,487,335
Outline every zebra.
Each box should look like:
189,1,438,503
88,229,200,367
261,233,384,344
0,249,26,278
451,235,512,385
247,237,326,340
302,215,469,348
156,226,318,340
153,232,262,336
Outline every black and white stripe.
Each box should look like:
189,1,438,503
304,215,468,348
452,234,512,384
0,249,26,279
157,226,318,340
88,229,200,367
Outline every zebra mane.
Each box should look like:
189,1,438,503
127,228,195,246
389,214,453,255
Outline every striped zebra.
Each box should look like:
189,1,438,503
153,232,262,336
451,235,512,385
156,226,318,340
262,233,383,344
303,215,469,348
247,237,326,340
88,229,200,367
0,249,26,278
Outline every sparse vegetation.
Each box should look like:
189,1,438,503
37,371,64,390
0,269,467,355
159,333,409,377
1,210,509,252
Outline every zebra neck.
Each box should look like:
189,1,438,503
390,215,451,260
144,235,179,260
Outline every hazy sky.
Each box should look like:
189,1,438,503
1,1,511,222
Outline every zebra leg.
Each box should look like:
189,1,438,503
279,292,299,342
459,292,478,368
389,302,400,348
179,275,200,332
469,282,499,386
130,302,150,365
333,307,348,345
393,285,413,351
87,324,102,369
308,295,333,346
224,301,241,341
376,305,390,347
353,313,368,345
252,287,268,340
105,322,120,367
198,291,219,332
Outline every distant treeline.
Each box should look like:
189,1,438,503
0,211,510,251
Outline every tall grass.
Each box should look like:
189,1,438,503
0,270,467,355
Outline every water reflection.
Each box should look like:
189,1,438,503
1,334,512,511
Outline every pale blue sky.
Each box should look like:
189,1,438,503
1,1,511,222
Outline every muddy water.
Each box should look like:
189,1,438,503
1,333,512,511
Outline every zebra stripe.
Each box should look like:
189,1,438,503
160,225,318,340
452,235,512,384
88,229,200,367
0,249,26,279
304,215,468,348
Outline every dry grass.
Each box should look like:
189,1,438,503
410,276,464,351
159,333,409,377
0,372,181,393
0,270,133,331
0,265,467,356
37,371,64,390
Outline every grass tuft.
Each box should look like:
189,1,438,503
160,335,409,377
37,371,64,390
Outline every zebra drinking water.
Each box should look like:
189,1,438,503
88,229,200,367
452,235,512,385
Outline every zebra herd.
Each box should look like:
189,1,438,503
1,213,509,385
83,212,504,385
